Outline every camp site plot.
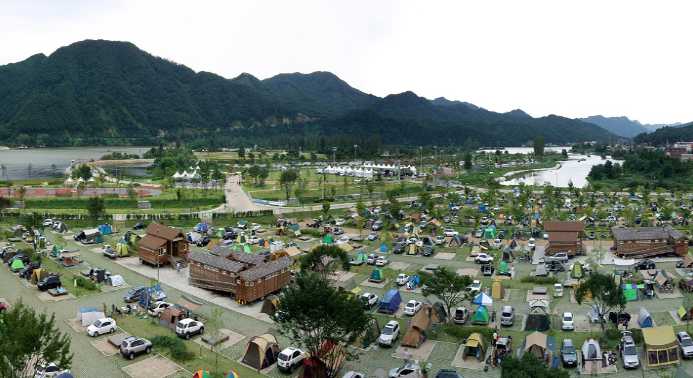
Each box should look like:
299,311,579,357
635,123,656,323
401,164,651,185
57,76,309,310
121,354,183,378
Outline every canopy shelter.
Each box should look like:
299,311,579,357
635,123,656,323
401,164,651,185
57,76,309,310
678,306,693,321
639,307,654,328
242,334,280,370
643,326,680,367
622,283,639,301
581,339,602,361
77,307,105,327
471,305,490,325
491,279,504,300
30,268,49,284
472,292,493,307
524,332,548,361
351,251,367,265
401,305,437,348
260,295,280,316
463,333,486,361
525,299,550,331
570,263,584,279
115,242,129,257
369,268,384,283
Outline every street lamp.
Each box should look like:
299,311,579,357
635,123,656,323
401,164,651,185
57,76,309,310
332,147,337,164
353,144,358,162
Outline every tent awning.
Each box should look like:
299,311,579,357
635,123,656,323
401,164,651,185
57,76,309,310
643,326,677,348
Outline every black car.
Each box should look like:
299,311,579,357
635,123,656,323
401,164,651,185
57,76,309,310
37,275,62,291
393,242,406,255
133,222,147,230
481,264,494,276
634,260,655,271
561,339,578,368
123,286,147,303
435,369,463,378
195,236,210,247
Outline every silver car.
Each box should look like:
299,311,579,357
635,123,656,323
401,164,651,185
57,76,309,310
500,306,514,326
620,331,640,369
677,331,693,358
120,336,152,360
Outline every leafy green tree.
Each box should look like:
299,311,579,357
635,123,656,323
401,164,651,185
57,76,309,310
300,245,350,278
366,181,375,199
321,200,331,219
279,169,299,201
421,267,472,321
0,302,73,378
533,135,545,158
575,272,625,332
463,152,473,170
86,196,106,219
71,164,92,181
501,353,568,378
273,272,370,378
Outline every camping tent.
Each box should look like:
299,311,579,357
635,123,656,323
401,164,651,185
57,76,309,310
109,275,125,287
581,339,602,361
472,292,493,306
524,332,548,360
526,300,550,331
351,251,367,265
639,307,654,328
401,305,437,348
30,268,49,284
98,224,113,235
369,268,384,283
115,243,129,257
482,226,496,240
492,279,505,300
643,326,680,367
498,261,509,275
322,234,334,245
260,295,280,316
678,306,693,321
10,259,24,272
571,263,584,279
463,333,486,361
242,334,280,370
192,370,210,378
77,307,105,327
471,305,490,325
622,284,639,301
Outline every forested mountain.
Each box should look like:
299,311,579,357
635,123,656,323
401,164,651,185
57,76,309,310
579,116,649,138
0,39,616,147
634,123,693,145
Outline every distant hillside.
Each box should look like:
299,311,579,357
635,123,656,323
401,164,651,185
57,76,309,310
0,39,617,147
580,116,648,138
634,123,693,145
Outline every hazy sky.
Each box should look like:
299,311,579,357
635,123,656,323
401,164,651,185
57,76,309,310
1,0,691,124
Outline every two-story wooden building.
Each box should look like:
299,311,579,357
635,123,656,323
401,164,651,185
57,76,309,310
137,223,189,266
188,247,292,304
612,226,687,258
543,221,585,256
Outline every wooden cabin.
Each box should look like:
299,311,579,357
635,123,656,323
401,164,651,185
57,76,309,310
612,226,687,258
188,248,292,304
544,221,584,256
137,223,189,266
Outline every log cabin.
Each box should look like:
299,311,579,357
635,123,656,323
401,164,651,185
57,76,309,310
543,221,585,256
611,226,687,258
188,247,292,304
137,223,189,266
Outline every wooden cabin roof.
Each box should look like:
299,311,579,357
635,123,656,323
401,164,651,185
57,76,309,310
145,223,184,241
543,221,584,232
188,251,245,273
612,226,685,241
239,257,292,282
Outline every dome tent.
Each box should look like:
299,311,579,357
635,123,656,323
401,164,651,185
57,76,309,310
242,334,279,370
471,305,490,325
639,307,654,328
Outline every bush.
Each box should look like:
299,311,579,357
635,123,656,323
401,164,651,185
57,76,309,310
630,328,643,344
151,335,194,361
74,276,97,290
441,324,494,343
520,276,558,285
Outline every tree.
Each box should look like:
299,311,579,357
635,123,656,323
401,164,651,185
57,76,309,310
300,245,350,278
86,196,106,219
533,135,545,158
575,272,625,332
321,200,331,219
463,152,473,170
421,267,472,320
366,181,375,199
279,169,299,201
0,196,10,209
0,302,73,378
273,272,370,378
71,164,92,181
501,353,568,378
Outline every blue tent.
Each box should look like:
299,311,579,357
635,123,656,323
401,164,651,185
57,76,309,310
98,224,113,235
479,203,487,213
406,275,421,290
472,292,493,306
194,223,209,233
379,244,388,253
378,289,402,314
638,307,653,328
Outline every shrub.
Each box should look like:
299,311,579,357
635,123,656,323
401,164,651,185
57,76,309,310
75,276,97,290
151,335,194,361
629,328,643,344
520,276,558,285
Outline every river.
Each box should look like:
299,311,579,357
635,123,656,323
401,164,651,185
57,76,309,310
0,147,151,180
500,154,623,188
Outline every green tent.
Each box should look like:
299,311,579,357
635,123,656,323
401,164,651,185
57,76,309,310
323,234,334,245
243,244,251,253
352,251,367,264
369,268,384,283
116,243,129,257
622,284,638,301
482,226,496,240
51,245,62,258
499,261,509,275
571,263,584,279
10,259,25,271
472,305,490,325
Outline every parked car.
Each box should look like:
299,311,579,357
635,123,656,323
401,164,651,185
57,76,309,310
120,336,152,360
562,312,575,331
545,252,569,263
546,261,565,272
378,320,400,346
176,318,204,339
396,273,409,286
561,339,578,368
360,293,379,308
372,221,383,231
277,347,306,372
434,235,445,245
388,362,420,378
500,306,514,326
34,362,70,378
443,228,458,237
635,260,656,271
677,331,693,358
102,244,117,259
393,242,406,254
37,275,61,291
466,280,482,294
42,219,54,227
403,300,422,316
434,369,462,378
620,331,640,368
147,301,172,317
133,222,147,230
375,257,389,267
481,263,494,276
87,317,117,337
474,253,494,264
453,307,469,324
527,238,536,250
367,233,378,241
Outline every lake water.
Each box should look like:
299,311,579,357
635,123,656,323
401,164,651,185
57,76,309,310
500,154,623,188
0,147,151,180
478,146,571,154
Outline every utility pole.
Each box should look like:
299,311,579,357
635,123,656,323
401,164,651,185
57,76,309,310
353,144,358,162
332,147,337,165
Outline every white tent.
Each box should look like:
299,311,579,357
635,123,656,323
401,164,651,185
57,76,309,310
581,339,602,361
77,308,105,327
109,275,125,287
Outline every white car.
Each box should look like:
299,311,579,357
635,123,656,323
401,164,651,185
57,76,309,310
388,362,421,378
403,300,422,316
434,235,445,245
527,238,536,250
378,320,400,346
361,292,379,308
175,318,204,339
42,219,54,227
396,273,409,286
677,331,693,358
375,256,389,266
334,218,346,226
443,228,459,237
343,372,366,378
147,301,172,317
337,235,350,244
466,280,482,294
562,312,575,331
277,347,306,372
367,233,378,241
545,252,569,263
475,253,494,264
87,317,117,337
34,362,70,378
